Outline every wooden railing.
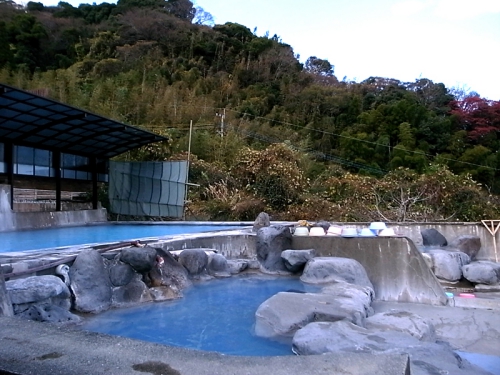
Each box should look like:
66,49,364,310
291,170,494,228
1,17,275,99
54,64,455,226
13,189,87,201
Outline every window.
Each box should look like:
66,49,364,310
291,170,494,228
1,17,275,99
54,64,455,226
34,149,51,177
7,146,108,182
62,153,90,180
15,146,34,175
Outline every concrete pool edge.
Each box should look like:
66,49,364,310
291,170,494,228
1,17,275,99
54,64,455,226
0,315,410,375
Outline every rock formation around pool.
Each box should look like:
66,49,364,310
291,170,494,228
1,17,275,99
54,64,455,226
256,225,292,274
255,277,487,373
252,225,491,374
2,221,497,375
419,228,500,289
4,242,259,321
5,275,80,323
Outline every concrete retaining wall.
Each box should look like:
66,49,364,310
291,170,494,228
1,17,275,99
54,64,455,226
153,231,257,259
293,236,448,306
336,222,499,261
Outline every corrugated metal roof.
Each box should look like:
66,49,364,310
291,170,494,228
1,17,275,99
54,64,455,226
0,83,167,158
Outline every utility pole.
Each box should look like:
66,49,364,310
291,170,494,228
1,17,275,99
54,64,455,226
183,120,193,221
216,109,225,137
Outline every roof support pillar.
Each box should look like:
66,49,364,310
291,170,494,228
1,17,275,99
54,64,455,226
4,143,13,209
90,157,98,210
53,151,61,211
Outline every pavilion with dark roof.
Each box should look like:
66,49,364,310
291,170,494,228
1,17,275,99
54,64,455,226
0,82,166,213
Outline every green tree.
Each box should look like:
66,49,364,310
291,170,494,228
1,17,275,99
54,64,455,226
6,14,48,71
26,2,44,11
304,56,334,76
115,0,164,12
166,0,195,21
53,2,83,18
0,21,13,68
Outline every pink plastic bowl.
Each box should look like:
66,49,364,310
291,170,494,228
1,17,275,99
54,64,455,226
459,293,476,298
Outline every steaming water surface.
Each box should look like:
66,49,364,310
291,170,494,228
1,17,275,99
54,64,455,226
82,275,319,356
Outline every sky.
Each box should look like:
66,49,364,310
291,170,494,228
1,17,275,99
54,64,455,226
34,0,500,100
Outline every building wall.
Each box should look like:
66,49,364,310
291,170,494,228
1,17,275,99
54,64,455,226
0,184,106,232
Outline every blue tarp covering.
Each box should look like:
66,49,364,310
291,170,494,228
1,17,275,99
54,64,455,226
109,161,188,218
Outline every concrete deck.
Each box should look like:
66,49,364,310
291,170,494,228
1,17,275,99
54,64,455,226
1,296,500,375
0,316,410,375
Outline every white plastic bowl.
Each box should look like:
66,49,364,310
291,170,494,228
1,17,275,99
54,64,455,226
369,222,387,230
341,228,358,237
359,228,376,237
327,225,343,236
309,227,326,236
294,226,309,236
378,228,396,236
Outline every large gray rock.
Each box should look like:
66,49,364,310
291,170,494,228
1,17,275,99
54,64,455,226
178,249,209,276
156,249,191,290
226,259,249,274
69,249,112,314
12,295,71,315
449,235,481,260
207,254,231,277
292,320,489,375
6,275,77,323
120,246,157,273
321,282,375,316
246,259,261,270
281,249,315,273
109,260,137,287
426,249,470,281
112,274,152,308
253,212,270,232
16,303,81,324
6,275,69,305
462,261,500,285
292,320,422,355
149,286,182,302
256,225,292,274
300,257,373,289
421,228,447,247
254,283,373,338
365,309,436,342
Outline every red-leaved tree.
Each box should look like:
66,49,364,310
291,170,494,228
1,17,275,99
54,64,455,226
450,96,500,142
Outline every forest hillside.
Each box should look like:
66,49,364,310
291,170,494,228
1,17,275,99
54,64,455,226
1,0,499,221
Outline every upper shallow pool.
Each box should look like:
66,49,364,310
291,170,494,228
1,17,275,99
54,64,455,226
0,223,243,253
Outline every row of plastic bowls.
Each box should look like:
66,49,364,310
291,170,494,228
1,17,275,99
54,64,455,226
293,222,397,237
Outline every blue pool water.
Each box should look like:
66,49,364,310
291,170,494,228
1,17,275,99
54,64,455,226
0,224,241,253
456,351,500,375
82,275,319,356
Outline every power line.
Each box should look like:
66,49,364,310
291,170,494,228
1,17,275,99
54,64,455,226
138,104,499,172
222,108,499,172
230,125,386,175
